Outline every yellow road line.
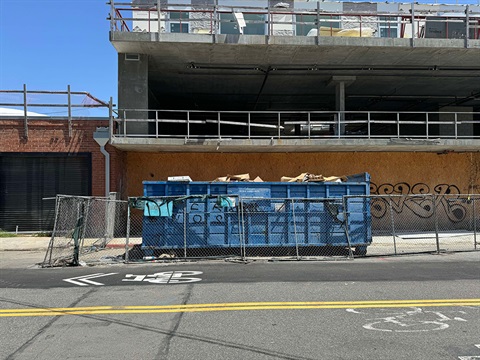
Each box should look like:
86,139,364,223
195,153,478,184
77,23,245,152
1,298,479,312
0,299,479,317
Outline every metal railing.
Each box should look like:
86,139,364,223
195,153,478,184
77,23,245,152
0,85,115,138
108,1,480,43
111,109,480,140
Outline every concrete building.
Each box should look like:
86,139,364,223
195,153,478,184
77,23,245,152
108,0,480,201
1,1,479,231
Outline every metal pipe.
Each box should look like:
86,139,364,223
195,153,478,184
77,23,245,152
109,97,114,139
411,3,415,41
100,145,110,196
389,197,397,255
397,112,400,138
433,194,440,254
455,112,458,139
367,111,372,139
342,197,354,259
110,1,115,32
466,5,470,48
426,112,429,138
184,205,187,258
68,85,72,138
125,202,130,263
157,0,161,36
23,84,28,139
43,195,61,267
291,199,300,260
277,113,281,138
474,196,477,250
307,112,311,139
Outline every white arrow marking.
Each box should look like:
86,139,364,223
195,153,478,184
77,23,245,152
63,273,118,286
475,345,480,349
459,357,480,360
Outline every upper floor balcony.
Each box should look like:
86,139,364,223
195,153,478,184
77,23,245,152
110,108,480,152
108,1,480,49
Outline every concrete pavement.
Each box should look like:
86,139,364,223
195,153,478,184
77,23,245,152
0,237,51,268
0,236,51,251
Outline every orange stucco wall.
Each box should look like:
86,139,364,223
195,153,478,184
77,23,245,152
125,152,480,196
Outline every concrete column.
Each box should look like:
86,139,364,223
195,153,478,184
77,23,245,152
118,53,149,135
328,76,356,135
335,81,346,135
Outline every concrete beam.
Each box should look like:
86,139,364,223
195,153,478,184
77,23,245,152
110,137,480,153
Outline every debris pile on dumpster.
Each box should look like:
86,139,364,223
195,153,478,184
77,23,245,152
211,172,345,183
280,173,345,183
213,173,263,182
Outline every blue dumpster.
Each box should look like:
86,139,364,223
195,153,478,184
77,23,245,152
140,173,371,255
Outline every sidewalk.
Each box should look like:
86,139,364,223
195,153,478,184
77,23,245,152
0,236,51,251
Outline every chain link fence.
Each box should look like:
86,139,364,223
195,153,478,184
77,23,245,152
366,194,479,256
42,195,128,267
42,194,478,266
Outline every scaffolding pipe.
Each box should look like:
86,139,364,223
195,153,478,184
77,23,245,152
68,85,72,137
23,84,28,138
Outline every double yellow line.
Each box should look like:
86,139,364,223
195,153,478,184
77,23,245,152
1,299,479,317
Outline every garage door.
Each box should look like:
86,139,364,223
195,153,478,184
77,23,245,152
0,153,91,232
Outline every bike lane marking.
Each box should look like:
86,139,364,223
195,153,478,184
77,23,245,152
0,299,479,318
347,306,475,333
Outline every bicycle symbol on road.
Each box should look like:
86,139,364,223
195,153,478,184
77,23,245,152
347,307,468,333
122,271,203,284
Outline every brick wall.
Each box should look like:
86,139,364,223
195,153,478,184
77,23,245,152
0,118,125,197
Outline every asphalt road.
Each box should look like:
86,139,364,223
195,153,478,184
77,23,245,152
1,252,479,360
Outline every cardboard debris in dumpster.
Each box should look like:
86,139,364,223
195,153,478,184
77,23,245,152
281,173,344,183
213,173,264,182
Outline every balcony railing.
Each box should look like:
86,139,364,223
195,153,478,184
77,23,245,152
108,1,480,42
0,85,114,139
111,109,480,141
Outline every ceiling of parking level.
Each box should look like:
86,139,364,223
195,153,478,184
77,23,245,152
112,35,480,111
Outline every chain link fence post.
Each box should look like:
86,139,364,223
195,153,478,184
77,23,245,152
341,196,354,259
236,197,243,260
125,201,131,263
291,199,300,260
43,195,61,267
388,197,397,255
183,202,187,258
474,196,477,251
240,198,246,260
433,194,440,254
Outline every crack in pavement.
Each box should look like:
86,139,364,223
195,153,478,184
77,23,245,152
4,288,97,360
155,284,193,360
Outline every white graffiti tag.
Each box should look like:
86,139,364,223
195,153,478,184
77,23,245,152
123,271,203,284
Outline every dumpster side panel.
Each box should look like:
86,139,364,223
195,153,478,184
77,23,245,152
141,174,371,252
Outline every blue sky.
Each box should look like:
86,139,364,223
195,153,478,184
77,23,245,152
0,0,117,110
0,0,477,113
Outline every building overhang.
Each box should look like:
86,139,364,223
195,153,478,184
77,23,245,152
110,137,480,153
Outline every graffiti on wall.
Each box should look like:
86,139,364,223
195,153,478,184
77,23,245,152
370,182,467,223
